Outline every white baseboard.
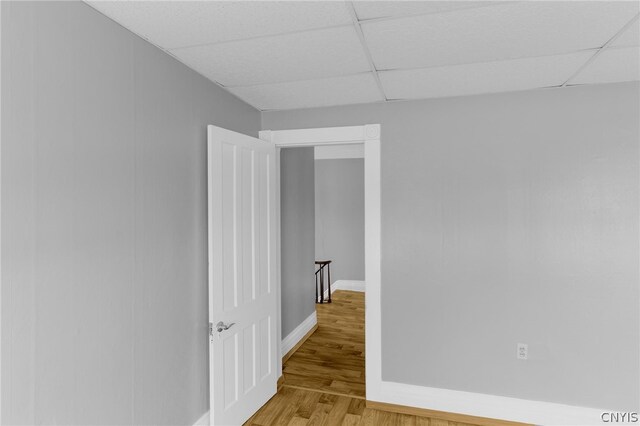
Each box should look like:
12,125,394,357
194,371,605,426
281,311,317,357
193,410,209,426
369,380,608,426
322,279,365,299
334,280,365,292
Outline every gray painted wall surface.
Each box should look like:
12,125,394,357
263,82,640,411
1,2,260,425
315,159,365,283
280,148,316,338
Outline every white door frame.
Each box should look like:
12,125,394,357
258,124,382,396
0,2,4,420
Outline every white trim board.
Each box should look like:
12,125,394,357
191,379,605,426
0,1,3,420
370,381,608,426
260,124,381,406
323,280,365,300
281,311,317,357
260,125,377,147
332,280,365,293
314,144,364,160
274,145,283,378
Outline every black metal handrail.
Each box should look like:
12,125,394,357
315,260,332,304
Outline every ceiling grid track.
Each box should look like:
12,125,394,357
223,71,374,90
356,2,507,26
168,23,354,52
345,2,388,101
561,12,640,87
85,1,640,110
83,2,254,109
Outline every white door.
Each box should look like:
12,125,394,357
208,125,278,425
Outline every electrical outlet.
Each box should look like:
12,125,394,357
517,343,528,360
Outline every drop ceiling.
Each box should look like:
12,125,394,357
87,1,640,111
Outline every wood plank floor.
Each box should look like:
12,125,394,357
245,290,482,426
283,290,366,398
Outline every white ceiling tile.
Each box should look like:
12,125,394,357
379,51,594,100
353,1,505,21
228,74,383,110
611,18,640,48
571,46,640,85
170,26,370,87
87,1,353,49
361,1,639,70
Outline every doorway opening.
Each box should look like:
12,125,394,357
206,124,380,425
259,125,382,403
283,142,366,398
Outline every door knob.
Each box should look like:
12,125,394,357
216,321,235,332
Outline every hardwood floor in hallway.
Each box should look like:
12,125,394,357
244,290,482,426
283,290,366,398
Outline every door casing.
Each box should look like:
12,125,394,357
258,124,382,398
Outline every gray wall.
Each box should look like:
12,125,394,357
1,2,260,425
315,159,365,283
263,82,640,411
280,148,316,338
